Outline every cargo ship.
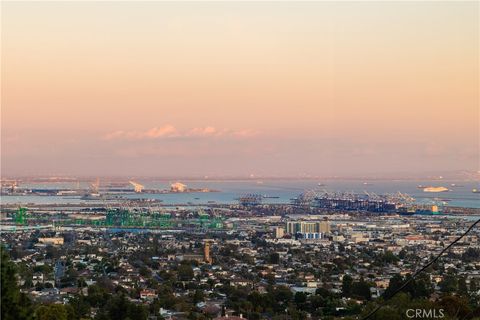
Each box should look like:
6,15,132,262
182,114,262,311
81,193,102,200
423,186,449,193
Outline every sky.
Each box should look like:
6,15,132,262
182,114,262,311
1,1,479,178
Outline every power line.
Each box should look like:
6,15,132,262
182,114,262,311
362,218,480,320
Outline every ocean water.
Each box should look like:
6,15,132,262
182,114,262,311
1,179,479,208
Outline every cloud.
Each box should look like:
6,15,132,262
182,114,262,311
143,125,178,138
187,126,222,137
102,125,258,141
103,125,179,140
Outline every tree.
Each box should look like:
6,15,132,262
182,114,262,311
462,248,480,262
35,304,68,320
87,284,110,307
274,285,293,304
411,274,433,298
77,277,87,288
458,277,469,296
383,273,432,300
294,292,307,309
370,307,402,320
192,289,204,304
139,266,151,278
342,275,353,297
45,245,59,260
351,278,371,301
269,253,280,264
68,295,91,319
470,278,478,293
23,277,34,289
95,293,148,320
439,274,458,293
178,264,194,281
383,274,403,299
439,295,472,319
376,251,398,265
1,246,33,320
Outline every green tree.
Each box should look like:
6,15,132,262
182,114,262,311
87,284,110,307
383,274,403,299
342,275,353,297
95,293,147,320
294,292,307,310
458,277,469,296
351,278,372,301
439,295,472,319
178,264,194,281
68,294,91,320
439,274,458,293
274,285,293,304
192,289,204,304
1,246,33,320
470,278,478,293
139,266,151,278
412,274,433,298
462,247,480,262
45,245,59,260
35,304,68,320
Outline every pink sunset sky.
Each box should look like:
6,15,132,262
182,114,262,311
1,1,478,177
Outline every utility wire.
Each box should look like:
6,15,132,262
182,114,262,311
362,218,480,320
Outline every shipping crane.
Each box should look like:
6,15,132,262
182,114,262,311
129,181,144,193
